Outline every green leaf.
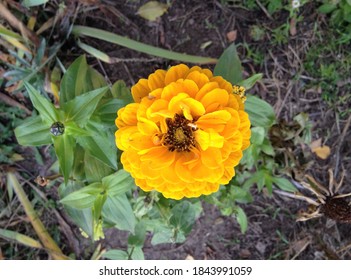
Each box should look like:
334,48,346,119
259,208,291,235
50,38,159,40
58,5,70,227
60,183,102,209
84,151,114,183
235,206,248,234
103,170,134,197
60,55,107,105
103,250,128,260
60,56,88,105
72,26,217,64
77,125,117,169
261,138,275,156
169,201,196,235
137,1,169,21
93,193,107,223
128,222,146,247
64,122,91,137
102,194,136,233
22,0,48,7
238,73,263,90
231,186,253,204
272,177,297,192
128,246,144,260
71,144,85,180
94,99,127,125
151,227,176,245
245,95,276,128
111,80,134,103
214,44,242,84
24,82,59,124
318,3,337,14
14,115,52,146
53,134,76,184
58,182,94,237
250,127,265,145
63,87,108,125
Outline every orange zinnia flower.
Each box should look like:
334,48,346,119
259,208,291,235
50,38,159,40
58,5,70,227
115,64,251,199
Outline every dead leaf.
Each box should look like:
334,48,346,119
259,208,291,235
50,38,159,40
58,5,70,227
226,30,237,42
289,17,297,36
310,138,322,151
137,1,169,21
255,241,266,255
310,140,331,160
34,176,49,187
10,153,24,162
287,236,311,260
239,249,251,258
313,146,331,159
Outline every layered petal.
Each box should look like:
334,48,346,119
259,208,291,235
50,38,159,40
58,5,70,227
115,64,251,199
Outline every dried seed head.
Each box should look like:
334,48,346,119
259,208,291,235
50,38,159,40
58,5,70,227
320,196,351,223
50,122,65,136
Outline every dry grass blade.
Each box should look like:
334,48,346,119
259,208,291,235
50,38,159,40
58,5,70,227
72,25,218,64
0,228,43,249
274,190,320,206
0,2,39,47
0,91,32,115
7,172,70,260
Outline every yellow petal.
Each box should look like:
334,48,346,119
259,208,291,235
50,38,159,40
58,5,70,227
227,94,240,110
148,88,163,99
161,82,184,100
208,129,224,148
182,79,199,98
146,99,171,121
225,150,243,167
183,98,206,118
148,69,166,90
190,162,222,183
161,163,183,184
140,146,176,169
238,110,251,132
188,66,213,79
195,129,210,151
221,108,240,138
115,126,139,150
165,64,189,84
196,110,231,132
140,162,161,179
195,81,219,101
186,70,210,89
137,117,160,135
168,92,189,115
201,147,223,169
131,79,150,102
227,131,243,152
175,155,194,183
119,103,139,125
210,76,232,94
200,88,229,110
127,132,155,151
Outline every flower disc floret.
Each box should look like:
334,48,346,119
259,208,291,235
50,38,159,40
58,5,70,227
115,64,251,199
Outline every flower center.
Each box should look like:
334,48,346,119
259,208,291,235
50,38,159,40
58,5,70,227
163,114,197,152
